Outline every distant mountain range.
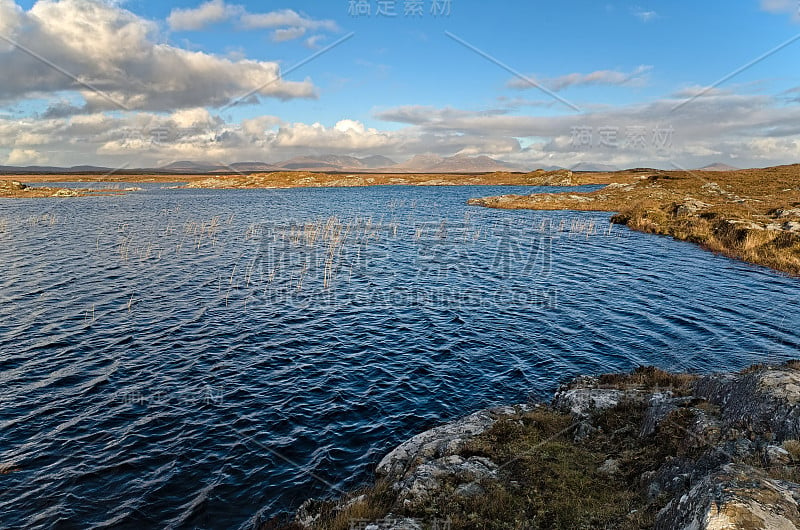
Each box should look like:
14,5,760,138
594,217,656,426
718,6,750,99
697,163,740,172
0,156,747,175
0,154,529,174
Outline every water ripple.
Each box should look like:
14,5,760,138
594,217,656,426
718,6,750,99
0,185,798,528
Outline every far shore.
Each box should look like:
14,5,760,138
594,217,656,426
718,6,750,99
0,168,614,191
2,165,799,276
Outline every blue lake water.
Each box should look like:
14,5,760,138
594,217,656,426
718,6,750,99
0,185,798,528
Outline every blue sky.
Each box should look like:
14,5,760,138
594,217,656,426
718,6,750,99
0,0,799,168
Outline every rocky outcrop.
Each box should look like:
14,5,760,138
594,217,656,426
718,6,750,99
0,180,27,190
290,363,800,530
654,464,800,530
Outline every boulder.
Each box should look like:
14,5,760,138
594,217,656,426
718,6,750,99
394,455,498,507
693,368,800,441
655,464,800,530
0,180,27,190
376,405,528,480
675,198,712,216
552,376,649,418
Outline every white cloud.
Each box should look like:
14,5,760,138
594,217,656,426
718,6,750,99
239,9,337,31
240,8,338,42
166,2,338,42
508,66,652,91
304,35,326,49
760,0,800,21
7,148,45,165
167,0,241,31
632,8,659,22
2,88,800,170
0,0,316,112
0,0,24,51
272,27,308,42
272,120,398,150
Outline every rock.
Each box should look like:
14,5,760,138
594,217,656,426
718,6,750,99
775,208,800,219
294,363,800,529
765,445,793,467
542,170,574,186
694,368,800,441
376,405,528,480
395,455,498,507
52,188,79,197
641,392,681,437
727,219,765,230
675,198,711,216
784,222,800,233
361,516,424,530
604,182,635,191
0,180,27,190
598,458,620,475
295,498,331,528
655,464,800,530
552,377,648,418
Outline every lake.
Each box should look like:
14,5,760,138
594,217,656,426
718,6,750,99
1,185,798,528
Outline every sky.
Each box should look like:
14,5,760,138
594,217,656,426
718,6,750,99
0,0,799,169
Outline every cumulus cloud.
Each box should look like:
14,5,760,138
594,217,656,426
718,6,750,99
7,148,44,165
3,89,800,170
0,0,315,113
508,66,652,91
272,120,397,150
0,0,24,51
166,1,338,42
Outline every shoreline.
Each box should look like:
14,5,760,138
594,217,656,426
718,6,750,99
277,361,800,530
468,165,800,276
0,169,613,198
3,165,799,276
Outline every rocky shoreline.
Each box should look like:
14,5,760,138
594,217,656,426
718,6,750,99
467,166,800,276
281,362,800,530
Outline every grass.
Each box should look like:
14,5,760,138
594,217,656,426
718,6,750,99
276,401,701,530
183,169,613,189
597,366,698,396
468,165,800,275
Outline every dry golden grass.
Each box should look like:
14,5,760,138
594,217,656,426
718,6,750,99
468,165,800,275
597,366,698,395
183,169,618,189
0,168,610,197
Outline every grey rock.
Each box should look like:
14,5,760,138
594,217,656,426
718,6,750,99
655,464,800,530
641,392,680,437
598,458,620,475
552,381,647,419
676,198,711,216
775,208,800,219
52,188,79,197
766,445,793,467
395,455,498,507
376,405,528,480
694,368,800,441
